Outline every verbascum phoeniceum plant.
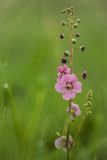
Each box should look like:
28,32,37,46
55,7,93,160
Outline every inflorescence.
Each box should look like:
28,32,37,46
54,6,92,159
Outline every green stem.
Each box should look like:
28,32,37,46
66,10,74,160
66,100,71,160
66,123,70,160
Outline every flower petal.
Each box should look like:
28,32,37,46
75,109,81,116
57,66,63,72
69,74,78,82
61,74,71,83
55,81,65,93
63,91,76,100
73,81,82,93
71,103,81,117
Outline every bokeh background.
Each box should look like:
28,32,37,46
0,0,107,159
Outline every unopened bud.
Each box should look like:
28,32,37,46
64,50,70,56
61,58,67,64
72,39,77,44
87,101,92,107
77,19,81,23
83,103,87,107
67,8,71,14
81,71,87,79
70,6,74,10
61,9,66,13
80,46,85,51
74,23,78,28
88,111,92,116
61,21,66,26
76,32,80,38
60,33,65,39
70,20,73,25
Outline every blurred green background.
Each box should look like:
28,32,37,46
0,0,107,159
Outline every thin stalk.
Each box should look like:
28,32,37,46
66,10,74,160
66,100,71,160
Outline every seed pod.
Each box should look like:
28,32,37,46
87,101,92,107
61,9,66,13
76,32,80,38
77,19,81,23
74,23,78,28
67,8,71,14
70,20,73,25
61,58,67,64
83,103,88,107
61,21,66,26
64,50,70,56
70,6,74,10
72,39,77,44
88,111,92,116
81,71,87,79
80,45,85,51
60,33,65,39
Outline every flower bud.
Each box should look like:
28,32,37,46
55,135,74,151
81,71,87,79
83,103,87,107
67,8,71,14
70,6,74,10
76,32,80,38
61,21,66,26
61,9,66,13
74,23,78,28
77,19,81,23
61,58,67,64
80,45,85,51
60,33,65,39
87,101,92,107
88,111,92,116
64,50,70,56
72,39,77,44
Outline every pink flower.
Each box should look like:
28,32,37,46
55,74,82,100
67,103,81,120
55,135,73,151
57,64,71,81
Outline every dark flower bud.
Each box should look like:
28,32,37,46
67,8,71,14
60,33,65,39
70,6,74,10
72,39,77,44
88,111,92,116
70,20,73,25
77,19,81,23
64,50,70,56
80,45,85,51
74,23,78,28
61,9,66,13
61,21,66,26
83,103,87,107
87,101,92,107
81,71,87,79
76,32,80,38
61,58,67,64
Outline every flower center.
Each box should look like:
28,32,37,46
65,82,73,90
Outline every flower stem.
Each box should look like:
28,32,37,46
66,100,71,160
66,8,74,160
